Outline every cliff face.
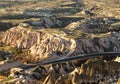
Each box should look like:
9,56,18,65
65,17,120,55
74,33,120,54
64,32,120,56
2,25,76,60
1,22,120,62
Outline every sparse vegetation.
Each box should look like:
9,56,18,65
0,77,14,83
0,46,22,54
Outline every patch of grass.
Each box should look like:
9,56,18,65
0,77,14,83
0,46,22,54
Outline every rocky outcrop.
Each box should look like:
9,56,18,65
65,18,120,55
71,58,120,84
64,18,120,55
1,20,120,62
74,32,120,54
0,0,120,84
65,17,120,33
1,21,119,83
1,58,119,84
3,66,46,84
2,25,76,61
26,17,63,28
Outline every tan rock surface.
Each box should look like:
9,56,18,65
2,25,76,61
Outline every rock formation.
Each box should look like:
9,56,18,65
0,0,120,83
1,17,120,62
26,17,63,28
0,57,119,84
1,24,76,61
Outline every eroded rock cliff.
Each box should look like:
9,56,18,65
2,25,76,61
2,18,120,61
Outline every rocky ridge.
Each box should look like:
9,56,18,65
1,17,120,62
0,18,120,84
0,0,120,83
2,25,76,61
0,57,119,84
